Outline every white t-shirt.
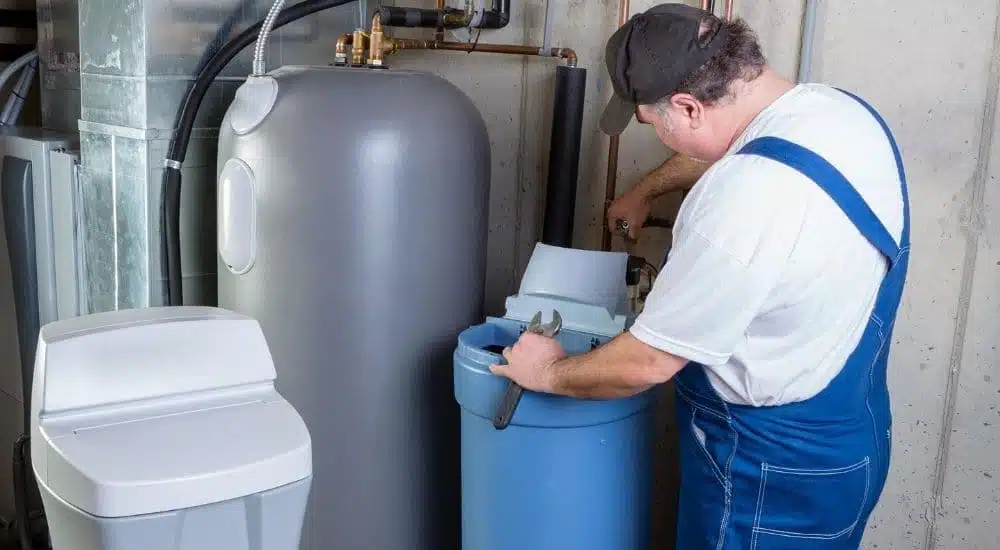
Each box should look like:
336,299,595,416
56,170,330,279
630,83,904,406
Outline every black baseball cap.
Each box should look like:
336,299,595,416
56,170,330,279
600,3,730,135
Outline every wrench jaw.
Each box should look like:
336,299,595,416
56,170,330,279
527,310,563,337
528,311,543,330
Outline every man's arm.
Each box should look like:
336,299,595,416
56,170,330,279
548,333,687,400
634,152,711,198
606,153,711,238
489,331,688,401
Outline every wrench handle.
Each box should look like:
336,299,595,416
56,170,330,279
493,381,525,430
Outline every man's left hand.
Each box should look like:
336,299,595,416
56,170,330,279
489,333,567,393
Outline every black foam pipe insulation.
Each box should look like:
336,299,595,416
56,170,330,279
541,65,587,248
160,0,358,306
479,0,511,29
377,6,469,28
379,0,510,29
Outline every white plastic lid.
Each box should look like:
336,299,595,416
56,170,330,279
504,243,631,337
30,306,312,518
518,243,629,314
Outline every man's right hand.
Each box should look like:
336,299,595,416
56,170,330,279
607,187,652,240
606,153,712,240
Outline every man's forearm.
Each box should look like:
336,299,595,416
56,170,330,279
634,153,711,200
546,333,687,400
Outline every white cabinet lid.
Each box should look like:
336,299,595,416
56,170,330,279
30,306,312,518
31,306,279,416
38,393,311,518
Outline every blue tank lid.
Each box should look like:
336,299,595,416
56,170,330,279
453,318,658,429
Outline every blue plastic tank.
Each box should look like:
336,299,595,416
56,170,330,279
454,316,657,550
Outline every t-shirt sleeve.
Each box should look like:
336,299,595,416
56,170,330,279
629,157,804,367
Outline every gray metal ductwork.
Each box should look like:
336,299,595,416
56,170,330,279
36,0,81,132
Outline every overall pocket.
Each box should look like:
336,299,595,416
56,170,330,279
751,457,870,550
675,398,736,550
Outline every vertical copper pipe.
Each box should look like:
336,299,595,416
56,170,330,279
601,0,631,251
701,0,712,11
435,0,446,41
724,0,734,20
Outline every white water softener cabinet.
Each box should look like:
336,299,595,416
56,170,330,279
31,306,313,550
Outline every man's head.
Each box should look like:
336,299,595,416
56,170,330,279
600,3,768,161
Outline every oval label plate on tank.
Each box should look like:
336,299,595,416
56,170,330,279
218,158,257,275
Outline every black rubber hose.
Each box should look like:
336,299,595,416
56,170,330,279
160,0,359,305
191,0,261,77
12,435,32,550
161,168,182,305
541,65,586,248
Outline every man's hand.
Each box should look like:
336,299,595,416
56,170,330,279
607,153,711,239
489,333,567,394
606,186,653,240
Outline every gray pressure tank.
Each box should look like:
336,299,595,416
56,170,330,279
215,65,490,550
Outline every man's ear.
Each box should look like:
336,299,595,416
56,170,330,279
670,93,705,129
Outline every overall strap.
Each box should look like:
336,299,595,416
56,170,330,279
835,88,910,248
736,136,901,265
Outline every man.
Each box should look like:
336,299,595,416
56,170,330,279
489,3,909,549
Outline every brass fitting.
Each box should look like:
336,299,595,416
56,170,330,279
441,10,473,28
337,10,579,70
335,33,352,64
367,12,385,66
351,28,369,65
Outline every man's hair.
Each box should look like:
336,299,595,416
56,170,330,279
656,15,766,113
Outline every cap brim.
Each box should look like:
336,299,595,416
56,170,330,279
600,94,636,136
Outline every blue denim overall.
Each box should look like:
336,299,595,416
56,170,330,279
672,90,910,550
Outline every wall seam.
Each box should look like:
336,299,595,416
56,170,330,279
922,4,1000,549
110,134,120,309
514,59,530,286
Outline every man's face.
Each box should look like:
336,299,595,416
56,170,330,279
636,96,724,162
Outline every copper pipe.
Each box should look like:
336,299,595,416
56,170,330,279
601,0,631,251
435,0,446,42
725,0,734,21
387,38,578,66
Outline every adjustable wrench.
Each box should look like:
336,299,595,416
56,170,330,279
492,310,563,430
